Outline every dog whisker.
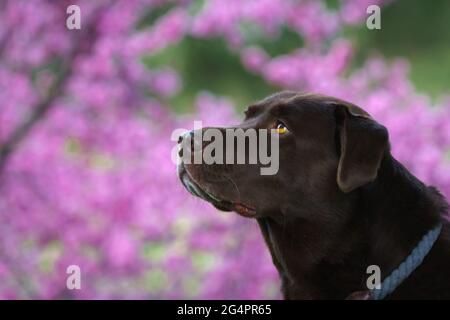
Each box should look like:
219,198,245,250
224,175,241,202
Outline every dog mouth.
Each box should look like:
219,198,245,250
177,164,256,218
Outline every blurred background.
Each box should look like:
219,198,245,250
0,0,449,299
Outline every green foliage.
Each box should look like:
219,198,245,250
143,242,167,263
144,0,450,108
324,0,340,10
347,0,450,99
144,269,168,291
191,250,216,272
144,37,276,113
136,3,175,29
240,23,304,56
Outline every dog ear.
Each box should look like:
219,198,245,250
333,102,389,193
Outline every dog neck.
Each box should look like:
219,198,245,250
257,154,446,299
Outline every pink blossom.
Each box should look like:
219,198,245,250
0,0,448,300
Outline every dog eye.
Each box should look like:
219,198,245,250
275,121,289,134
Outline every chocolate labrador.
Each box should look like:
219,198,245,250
177,91,450,299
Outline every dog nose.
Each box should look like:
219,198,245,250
178,130,201,158
178,130,194,144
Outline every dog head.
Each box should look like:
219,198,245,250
177,92,389,222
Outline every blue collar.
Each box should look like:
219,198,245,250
370,223,443,300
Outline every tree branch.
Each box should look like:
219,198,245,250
0,4,109,173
